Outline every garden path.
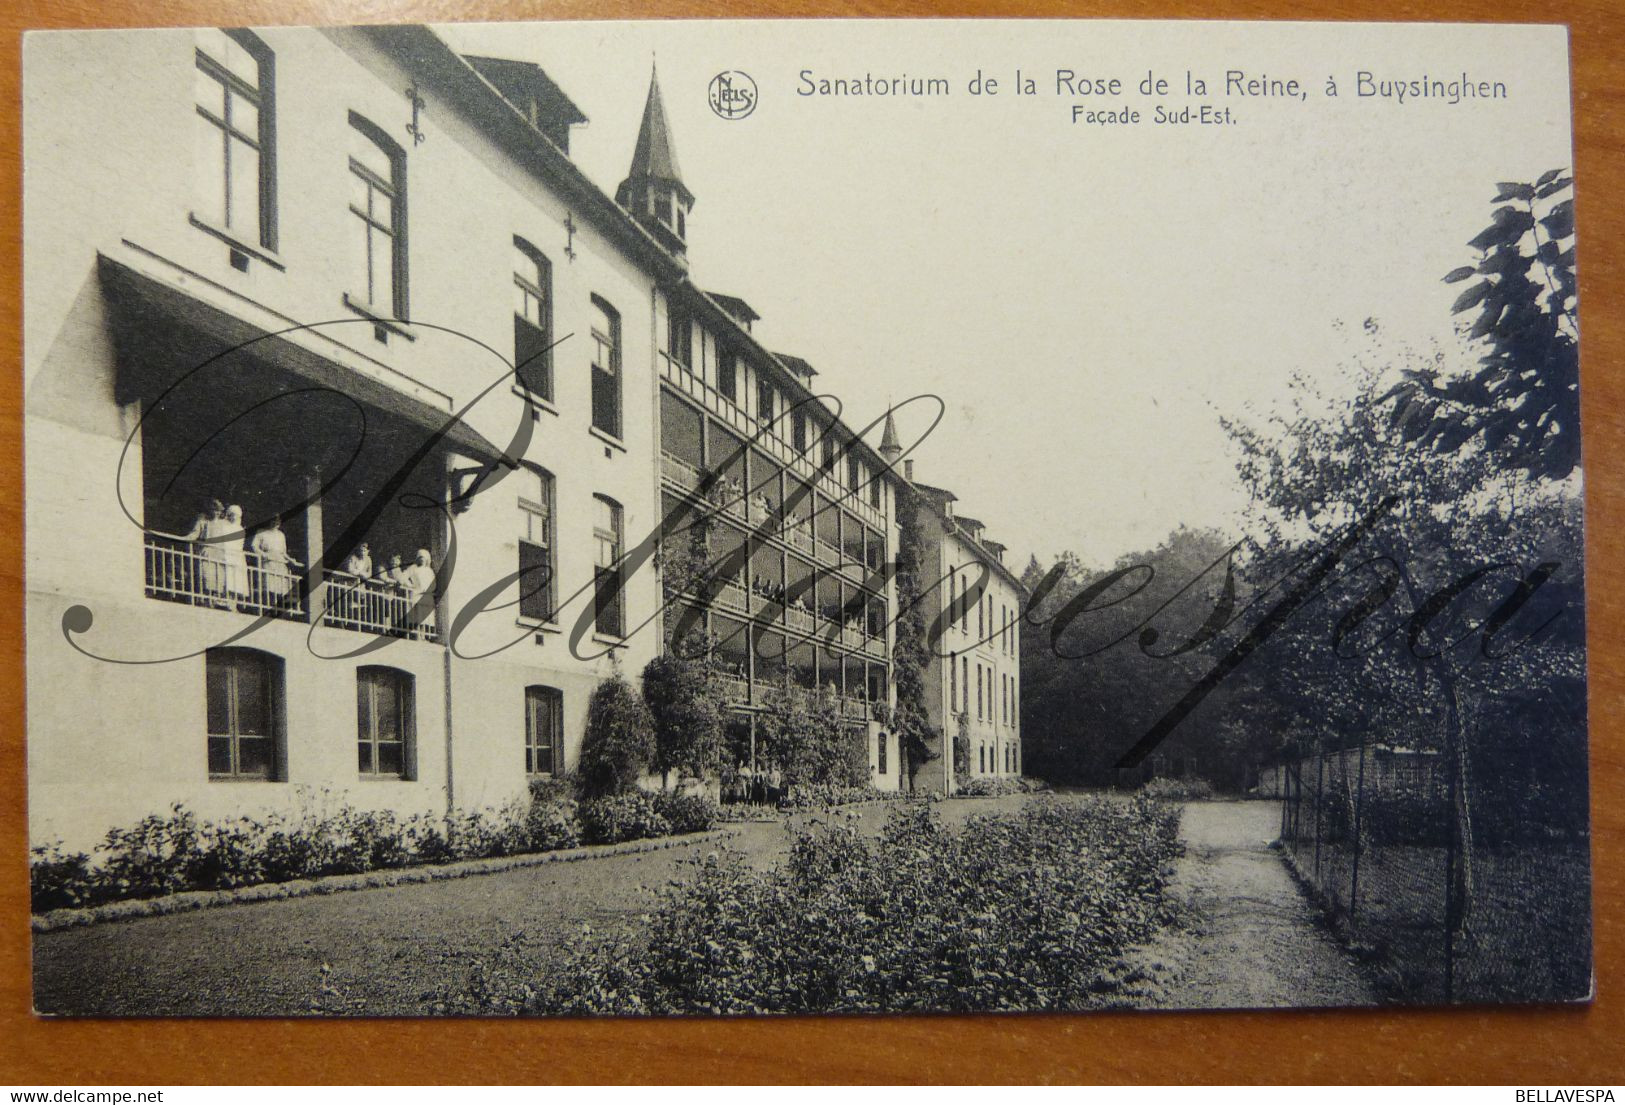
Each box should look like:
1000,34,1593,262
1115,799,1377,1009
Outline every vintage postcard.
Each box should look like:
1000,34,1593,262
22,19,1587,1016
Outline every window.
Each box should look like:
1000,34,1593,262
877,730,887,775
978,591,985,638
194,29,275,251
821,435,837,474
976,662,984,719
847,455,861,494
590,296,622,438
668,305,693,367
525,685,562,776
518,467,555,622
757,378,775,426
979,745,986,774
949,650,958,711
870,469,882,509
962,656,969,715
793,412,808,453
718,349,737,402
593,495,625,637
348,114,406,318
357,666,414,778
206,648,282,780
513,238,553,400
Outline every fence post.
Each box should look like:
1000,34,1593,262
1444,739,1457,1003
1313,744,1324,883
1349,737,1367,926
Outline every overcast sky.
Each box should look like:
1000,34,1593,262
439,20,1573,570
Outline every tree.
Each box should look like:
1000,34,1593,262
1387,172,1578,481
641,652,726,789
578,672,657,798
891,481,941,785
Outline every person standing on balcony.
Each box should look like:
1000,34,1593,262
251,515,300,604
401,549,436,640
182,499,228,607
221,505,251,606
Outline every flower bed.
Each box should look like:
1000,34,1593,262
524,794,1183,1015
31,788,722,914
777,783,909,810
953,776,1050,798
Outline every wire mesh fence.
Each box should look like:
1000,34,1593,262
1264,742,1591,1004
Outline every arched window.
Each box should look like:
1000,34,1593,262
518,466,556,622
513,237,553,399
194,29,276,252
206,647,284,780
525,685,563,776
347,113,406,318
593,494,625,637
357,666,415,778
590,295,621,438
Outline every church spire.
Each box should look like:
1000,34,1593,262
879,408,903,465
616,62,694,257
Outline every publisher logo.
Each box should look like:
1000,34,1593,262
708,71,758,120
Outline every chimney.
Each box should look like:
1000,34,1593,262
903,459,914,482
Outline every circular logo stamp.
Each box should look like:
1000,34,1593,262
708,71,758,120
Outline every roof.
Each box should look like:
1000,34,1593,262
707,293,761,325
774,353,819,379
622,64,693,204
907,482,1026,594
912,481,958,503
880,409,901,454
955,515,986,532
461,55,588,127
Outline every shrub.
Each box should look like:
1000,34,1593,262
29,844,95,913
642,652,726,785
578,792,672,845
1141,777,1216,802
778,782,901,809
578,674,657,798
530,795,1183,1015
650,792,720,835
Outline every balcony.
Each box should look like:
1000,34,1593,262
318,569,439,642
785,604,815,633
840,696,871,721
661,354,886,531
144,530,305,621
661,453,702,492
717,675,751,706
864,633,887,659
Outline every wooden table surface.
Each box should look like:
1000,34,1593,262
0,0,1620,1085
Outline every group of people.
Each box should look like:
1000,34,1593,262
181,500,300,608
178,499,436,634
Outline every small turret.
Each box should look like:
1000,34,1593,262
879,408,904,468
616,63,693,258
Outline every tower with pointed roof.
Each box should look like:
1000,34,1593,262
616,64,693,259
879,408,904,470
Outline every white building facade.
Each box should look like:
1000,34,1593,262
24,25,917,850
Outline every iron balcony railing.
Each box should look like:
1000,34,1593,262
318,570,439,642
143,530,304,621
661,354,886,531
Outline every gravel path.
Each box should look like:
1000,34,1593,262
1116,799,1376,1010
32,796,1030,1017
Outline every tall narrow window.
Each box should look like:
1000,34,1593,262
717,349,737,402
793,412,808,453
976,662,984,719
949,650,958,712
206,648,282,780
870,469,882,508
877,730,887,775
962,656,969,715
194,29,275,250
513,238,553,399
847,455,861,494
757,378,775,426
593,494,625,637
668,305,693,367
590,296,622,438
357,666,414,778
348,114,406,318
525,685,562,776
518,467,555,622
